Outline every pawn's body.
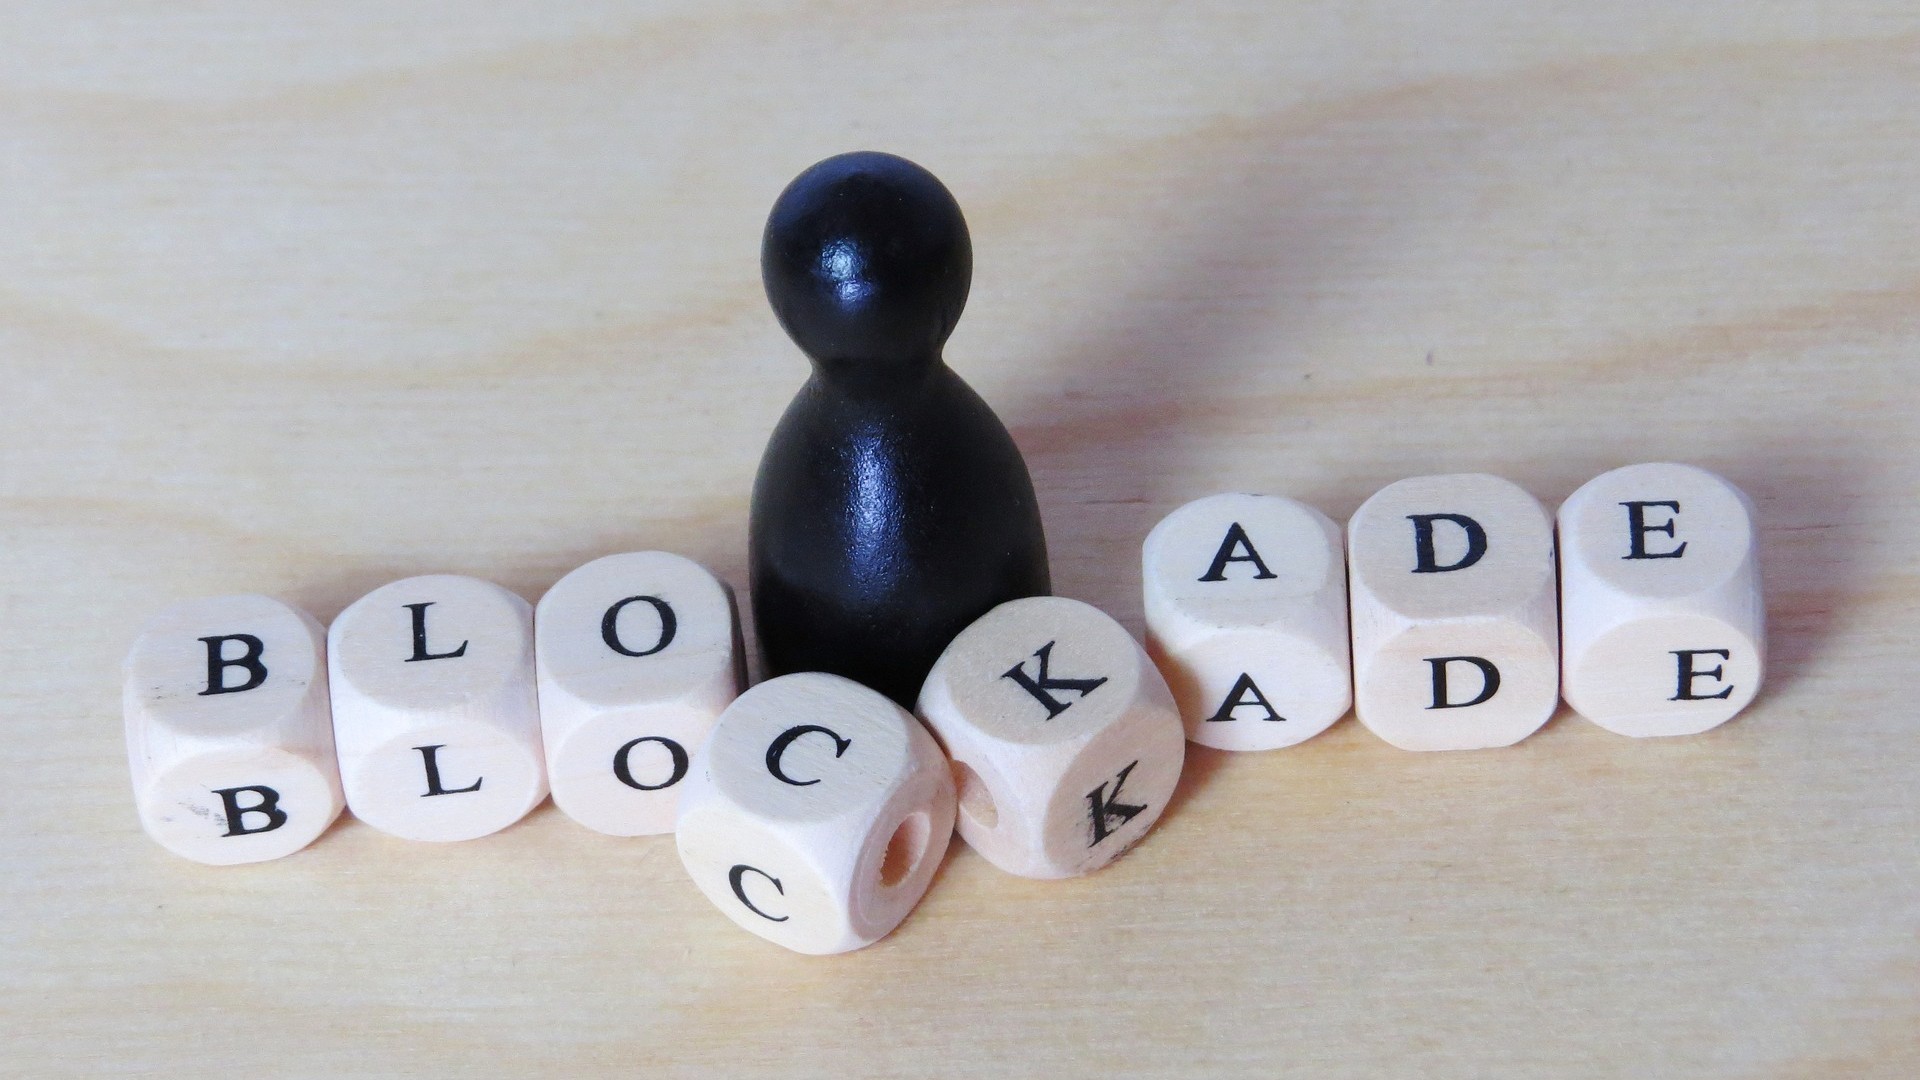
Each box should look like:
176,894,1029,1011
750,152,1050,705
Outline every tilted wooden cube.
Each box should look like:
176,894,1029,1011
675,672,955,955
328,574,547,841
124,595,345,864
1348,473,1560,751
917,596,1185,879
1143,492,1351,751
536,551,742,836
1559,463,1764,737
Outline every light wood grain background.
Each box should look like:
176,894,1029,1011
3,3,1917,1077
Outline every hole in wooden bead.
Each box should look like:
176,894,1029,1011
879,811,931,888
952,760,997,830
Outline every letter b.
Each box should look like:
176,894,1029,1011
198,634,268,695
213,785,289,836
125,596,345,865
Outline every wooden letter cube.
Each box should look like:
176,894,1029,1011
917,596,1185,879
328,574,546,841
1143,492,1351,751
1559,462,1764,737
1348,474,1559,751
536,552,742,836
124,595,344,865
674,672,954,955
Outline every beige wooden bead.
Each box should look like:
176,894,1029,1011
916,596,1185,879
674,672,954,955
123,595,344,865
1142,492,1351,751
535,551,742,836
328,574,547,842
1559,463,1765,737
1347,474,1559,751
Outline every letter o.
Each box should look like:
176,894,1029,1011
611,735,689,791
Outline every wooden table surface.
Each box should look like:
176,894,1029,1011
4,4,1917,1076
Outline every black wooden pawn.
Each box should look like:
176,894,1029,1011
749,151,1051,705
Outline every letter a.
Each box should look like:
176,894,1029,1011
1205,673,1285,723
1198,522,1278,582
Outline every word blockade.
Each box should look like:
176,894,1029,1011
123,461,1763,896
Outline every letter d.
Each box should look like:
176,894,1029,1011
1408,514,1488,573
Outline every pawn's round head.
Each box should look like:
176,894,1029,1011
762,151,972,373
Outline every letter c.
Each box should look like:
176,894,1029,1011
728,864,789,922
764,724,851,786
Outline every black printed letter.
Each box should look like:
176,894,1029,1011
198,634,268,695
765,725,851,787
1198,522,1278,582
1409,514,1487,573
612,736,689,791
1426,656,1501,709
1002,641,1108,719
601,596,677,657
1087,761,1147,847
404,602,468,662
1622,501,1687,560
213,785,287,837
416,744,483,796
1205,673,1284,723
1671,649,1734,701
729,865,789,922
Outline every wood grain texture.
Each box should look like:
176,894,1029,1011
1,2,1916,1076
